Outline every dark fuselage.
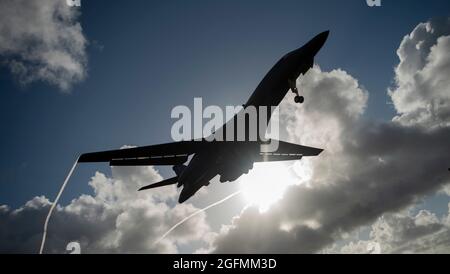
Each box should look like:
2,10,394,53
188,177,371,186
176,31,329,203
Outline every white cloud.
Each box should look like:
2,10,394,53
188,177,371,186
0,0,88,91
441,185,450,197
207,18,450,254
279,67,368,152
0,166,210,253
337,206,450,254
389,17,450,129
209,67,373,253
2,17,450,254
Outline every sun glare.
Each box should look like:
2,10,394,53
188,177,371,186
239,160,312,213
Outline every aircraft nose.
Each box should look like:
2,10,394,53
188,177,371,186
283,31,330,63
317,30,330,45
318,30,330,40
306,30,329,56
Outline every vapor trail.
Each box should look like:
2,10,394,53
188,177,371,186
154,190,242,246
39,158,79,254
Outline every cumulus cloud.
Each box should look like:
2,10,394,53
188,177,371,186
337,205,450,254
208,18,450,253
2,17,450,254
389,17,450,129
0,0,88,91
0,166,210,254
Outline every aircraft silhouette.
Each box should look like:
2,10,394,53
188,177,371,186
79,31,329,203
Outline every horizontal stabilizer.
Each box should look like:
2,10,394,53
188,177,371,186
257,140,323,162
138,177,178,191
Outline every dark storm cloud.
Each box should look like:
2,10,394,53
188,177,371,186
209,17,450,254
2,14,450,254
212,124,450,253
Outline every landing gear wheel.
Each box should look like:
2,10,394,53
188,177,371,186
289,79,304,104
294,95,304,104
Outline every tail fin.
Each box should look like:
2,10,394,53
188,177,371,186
138,177,178,191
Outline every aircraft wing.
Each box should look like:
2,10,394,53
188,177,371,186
257,140,323,162
79,139,323,166
78,141,209,166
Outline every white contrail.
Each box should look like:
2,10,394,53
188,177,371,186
154,190,242,246
39,158,79,254
39,158,241,252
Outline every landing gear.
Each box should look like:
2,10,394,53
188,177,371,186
289,79,304,104
294,95,304,104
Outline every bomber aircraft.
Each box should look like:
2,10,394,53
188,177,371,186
79,31,330,203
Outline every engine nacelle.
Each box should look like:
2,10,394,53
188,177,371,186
219,161,254,183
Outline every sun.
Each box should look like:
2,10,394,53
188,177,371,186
239,160,312,213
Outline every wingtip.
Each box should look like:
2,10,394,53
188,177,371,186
78,152,101,163
77,153,89,163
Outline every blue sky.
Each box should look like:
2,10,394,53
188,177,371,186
1,0,450,254
1,0,449,212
